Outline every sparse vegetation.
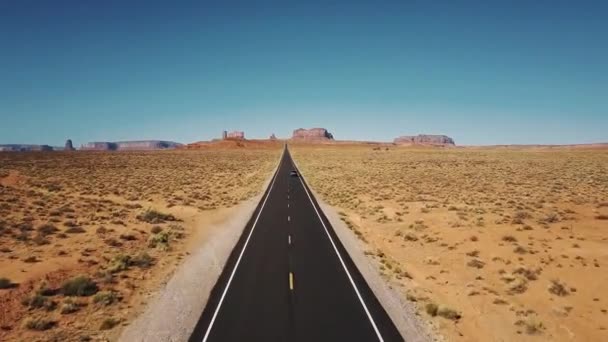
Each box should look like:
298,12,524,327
0,278,12,289
61,276,98,296
0,148,280,340
99,317,120,330
23,317,55,331
93,291,120,306
291,145,608,342
137,209,176,224
548,279,570,297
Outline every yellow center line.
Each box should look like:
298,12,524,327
289,272,294,290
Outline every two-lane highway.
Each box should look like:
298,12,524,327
189,146,403,342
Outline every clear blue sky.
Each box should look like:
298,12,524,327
1,1,606,146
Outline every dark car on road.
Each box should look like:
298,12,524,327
290,170,298,177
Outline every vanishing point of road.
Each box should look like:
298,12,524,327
189,146,404,342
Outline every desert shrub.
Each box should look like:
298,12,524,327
61,276,98,296
0,277,12,289
543,212,560,223
108,254,131,273
131,251,153,268
93,291,120,306
32,234,50,246
425,303,438,316
596,214,608,220
513,245,527,254
137,209,176,224
22,293,55,310
403,233,418,241
23,255,38,263
119,233,137,241
23,317,55,331
151,226,163,234
60,298,79,314
437,306,461,320
467,259,486,269
502,235,517,243
99,317,120,330
148,231,171,249
65,226,86,234
516,317,544,335
548,279,569,296
508,279,529,295
37,224,58,236
513,266,540,281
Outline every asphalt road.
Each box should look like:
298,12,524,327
189,146,404,342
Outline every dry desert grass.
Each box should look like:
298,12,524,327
291,144,608,342
0,148,280,341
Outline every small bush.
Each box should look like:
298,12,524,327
437,306,461,320
137,209,176,224
22,293,55,310
548,279,569,296
0,277,13,289
23,317,55,331
425,303,438,317
596,214,608,220
60,298,79,314
93,291,120,306
37,224,58,236
148,231,171,249
151,226,163,234
99,317,120,330
65,226,86,234
131,251,153,268
108,254,131,273
502,235,517,243
61,276,98,296
467,259,486,269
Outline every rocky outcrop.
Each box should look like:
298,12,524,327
394,134,455,146
0,144,53,152
64,139,75,151
291,128,334,141
225,131,245,140
80,141,182,151
269,133,277,140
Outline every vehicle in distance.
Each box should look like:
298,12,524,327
290,170,299,177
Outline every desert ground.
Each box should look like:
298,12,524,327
290,144,608,342
0,147,280,341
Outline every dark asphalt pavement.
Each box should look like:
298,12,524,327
189,146,404,342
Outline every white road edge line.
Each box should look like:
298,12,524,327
297,171,385,342
201,148,285,342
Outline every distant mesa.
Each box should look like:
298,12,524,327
0,144,53,152
222,130,245,140
394,134,455,146
80,140,182,151
291,128,334,141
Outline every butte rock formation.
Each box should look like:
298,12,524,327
291,128,334,141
